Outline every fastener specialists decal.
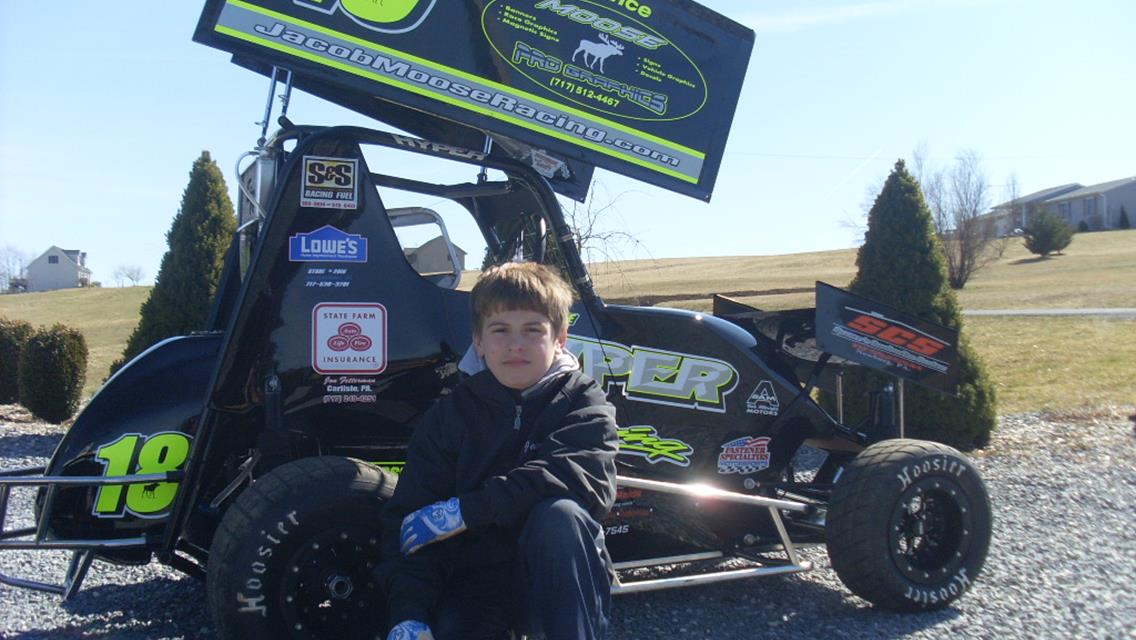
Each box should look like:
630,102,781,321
301,156,359,209
312,303,387,374
717,436,771,475
290,225,368,262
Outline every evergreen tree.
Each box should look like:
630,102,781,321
1119,205,1130,229
840,160,997,450
1022,208,1072,257
112,152,236,372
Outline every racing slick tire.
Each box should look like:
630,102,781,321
825,438,991,611
206,456,396,639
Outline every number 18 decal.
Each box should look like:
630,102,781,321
92,432,192,519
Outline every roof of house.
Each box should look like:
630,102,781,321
1043,176,1136,203
991,183,1082,210
33,246,90,272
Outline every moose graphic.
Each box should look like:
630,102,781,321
573,33,625,73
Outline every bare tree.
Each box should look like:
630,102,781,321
912,146,997,289
123,265,144,286
558,181,652,291
0,246,29,292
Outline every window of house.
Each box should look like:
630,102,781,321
48,255,59,264
1083,198,1095,217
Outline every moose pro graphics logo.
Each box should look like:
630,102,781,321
293,0,437,34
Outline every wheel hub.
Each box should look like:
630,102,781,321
889,477,972,583
281,525,384,639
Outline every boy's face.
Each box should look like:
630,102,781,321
474,308,567,390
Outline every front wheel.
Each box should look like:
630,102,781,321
206,456,396,639
826,439,991,611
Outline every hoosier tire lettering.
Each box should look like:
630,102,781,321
206,456,395,639
825,438,992,611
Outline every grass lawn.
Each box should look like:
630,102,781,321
0,286,150,398
1,229,1132,413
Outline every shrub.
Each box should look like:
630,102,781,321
112,151,236,373
1120,206,1130,230
1023,209,1073,257
18,324,88,423
837,160,997,450
0,318,34,403
1077,220,1090,233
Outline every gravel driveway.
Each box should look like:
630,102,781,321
2,405,1134,640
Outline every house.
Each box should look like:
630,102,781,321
1040,176,1136,231
403,236,467,275
987,183,1082,236
25,246,92,292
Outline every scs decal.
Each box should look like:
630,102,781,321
92,432,192,518
845,312,947,357
568,336,738,413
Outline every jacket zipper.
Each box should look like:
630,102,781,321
513,404,522,430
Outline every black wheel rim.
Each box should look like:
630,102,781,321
280,524,385,639
889,476,973,584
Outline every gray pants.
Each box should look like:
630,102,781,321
432,498,612,640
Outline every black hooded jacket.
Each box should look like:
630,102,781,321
377,367,619,625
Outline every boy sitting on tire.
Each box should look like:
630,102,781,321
377,262,619,640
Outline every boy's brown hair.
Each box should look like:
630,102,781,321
471,262,575,335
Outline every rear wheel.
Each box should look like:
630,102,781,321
826,439,991,611
206,456,396,639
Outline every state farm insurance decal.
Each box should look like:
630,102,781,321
301,156,359,209
312,303,387,374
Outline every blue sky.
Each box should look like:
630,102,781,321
1,1,1132,285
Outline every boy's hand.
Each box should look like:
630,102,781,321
387,620,434,640
400,497,466,555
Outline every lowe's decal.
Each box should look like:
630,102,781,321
568,336,738,413
717,436,771,475
617,425,693,467
289,225,368,263
746,380,779,416
312,303,387,374
301,156,359,209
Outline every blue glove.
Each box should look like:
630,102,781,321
388,620,434,640
400,497,467,555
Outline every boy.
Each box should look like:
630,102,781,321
378,262,619,640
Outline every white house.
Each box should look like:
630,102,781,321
986,183,1082,236
1041,176,1136,231
25,246,92,292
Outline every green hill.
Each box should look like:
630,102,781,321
2,229,1133,412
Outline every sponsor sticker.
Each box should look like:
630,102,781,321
290,225,368,263
717,436,771,475
617,425,693,467
322,375,378,404
301,156,359,209
745,380,779,416
312,303,387,374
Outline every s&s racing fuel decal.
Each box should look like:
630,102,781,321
301,156,359,209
